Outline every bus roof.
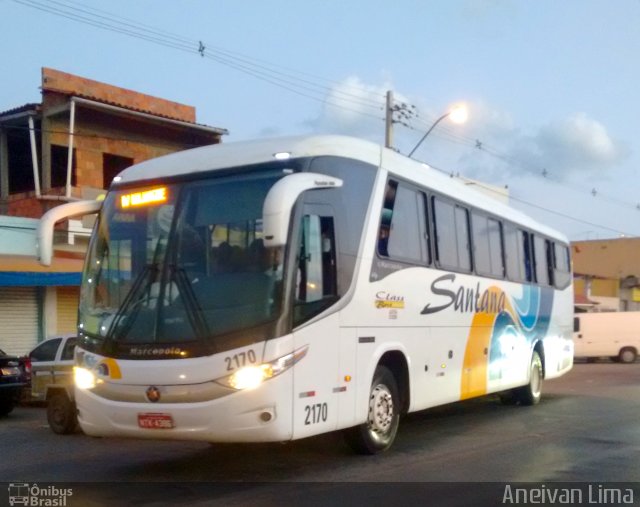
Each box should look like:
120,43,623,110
114,135,567,243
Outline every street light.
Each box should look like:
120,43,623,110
408,104,468,158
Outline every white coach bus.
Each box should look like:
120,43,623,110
39,135,574,453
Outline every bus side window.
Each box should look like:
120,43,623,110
532,235,552,286
378,181,397,257
294,214,338,326
553,243,571,289
521,231,533,283
433,196,471,272
378,180,429,264
471,213,505,278
504,224,524,282
545,239,555,287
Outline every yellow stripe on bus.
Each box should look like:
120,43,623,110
460,286,514,400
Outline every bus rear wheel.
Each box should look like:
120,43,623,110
344,365,400,454
513,351,543,406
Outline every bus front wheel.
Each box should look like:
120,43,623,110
344,365,400,454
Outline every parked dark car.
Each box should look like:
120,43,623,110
0,348,28,416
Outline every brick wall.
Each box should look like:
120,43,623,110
42,67,196,122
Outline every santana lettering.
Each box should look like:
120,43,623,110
421,274,505,315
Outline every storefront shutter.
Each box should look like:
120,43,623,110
0,287,39,355
56,286,80,335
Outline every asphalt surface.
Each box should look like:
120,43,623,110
1,361,638,506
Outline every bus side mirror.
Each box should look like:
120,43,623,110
37,199,103,266
262,172,343,247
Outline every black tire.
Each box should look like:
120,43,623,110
498,391,517,405
513,351,543,406
47,392,78,434
0,399,15,416
344,365,400,454
618,348,637,364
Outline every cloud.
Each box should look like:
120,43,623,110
305,78,628,183
304,76,395,139
458,107,628,181
532,113,627,174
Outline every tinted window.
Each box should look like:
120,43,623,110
294,214,338,326
378,181,429,264
533,235,552,286
433,197,471,272
504,224,525,282
522,231,534,283
30,338,61,362
61,338,77,361
472,213,504,278
553,243,572,289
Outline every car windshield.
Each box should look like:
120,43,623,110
78,169,286,352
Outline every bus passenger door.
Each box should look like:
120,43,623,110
291,205,341,439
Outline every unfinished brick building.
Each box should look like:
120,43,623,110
0,68,227,353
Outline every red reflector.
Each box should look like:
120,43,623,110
298,391,316,398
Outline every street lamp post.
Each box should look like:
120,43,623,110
408,104,468,158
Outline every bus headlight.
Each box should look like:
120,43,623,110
216,345,308,391
74,366,97,390
228,364,273,390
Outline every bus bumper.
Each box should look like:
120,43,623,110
75,374,293,443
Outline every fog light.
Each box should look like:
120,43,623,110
260,411,273,422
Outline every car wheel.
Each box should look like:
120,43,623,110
618,348,637,364
47,392,78,434
344,365,400,454
0,398,15,416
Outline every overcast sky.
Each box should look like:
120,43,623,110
2,0,639,241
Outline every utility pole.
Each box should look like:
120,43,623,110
385,90,394,149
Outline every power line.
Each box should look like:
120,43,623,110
423,160,637,238
9,0,637,236
11,0,387,119
398,106,640,214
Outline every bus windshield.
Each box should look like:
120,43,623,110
78,169,286,354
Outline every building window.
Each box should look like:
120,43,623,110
51,145,76,188
103,153,133,189
7,130,34,194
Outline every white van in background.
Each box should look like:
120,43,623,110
573,312,640,363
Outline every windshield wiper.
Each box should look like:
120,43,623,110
106,263,159,342
167,264,211,343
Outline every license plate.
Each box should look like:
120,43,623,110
138,413,174,429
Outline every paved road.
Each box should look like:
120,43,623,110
1,361,639,506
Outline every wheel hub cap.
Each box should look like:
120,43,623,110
368,385,394,433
